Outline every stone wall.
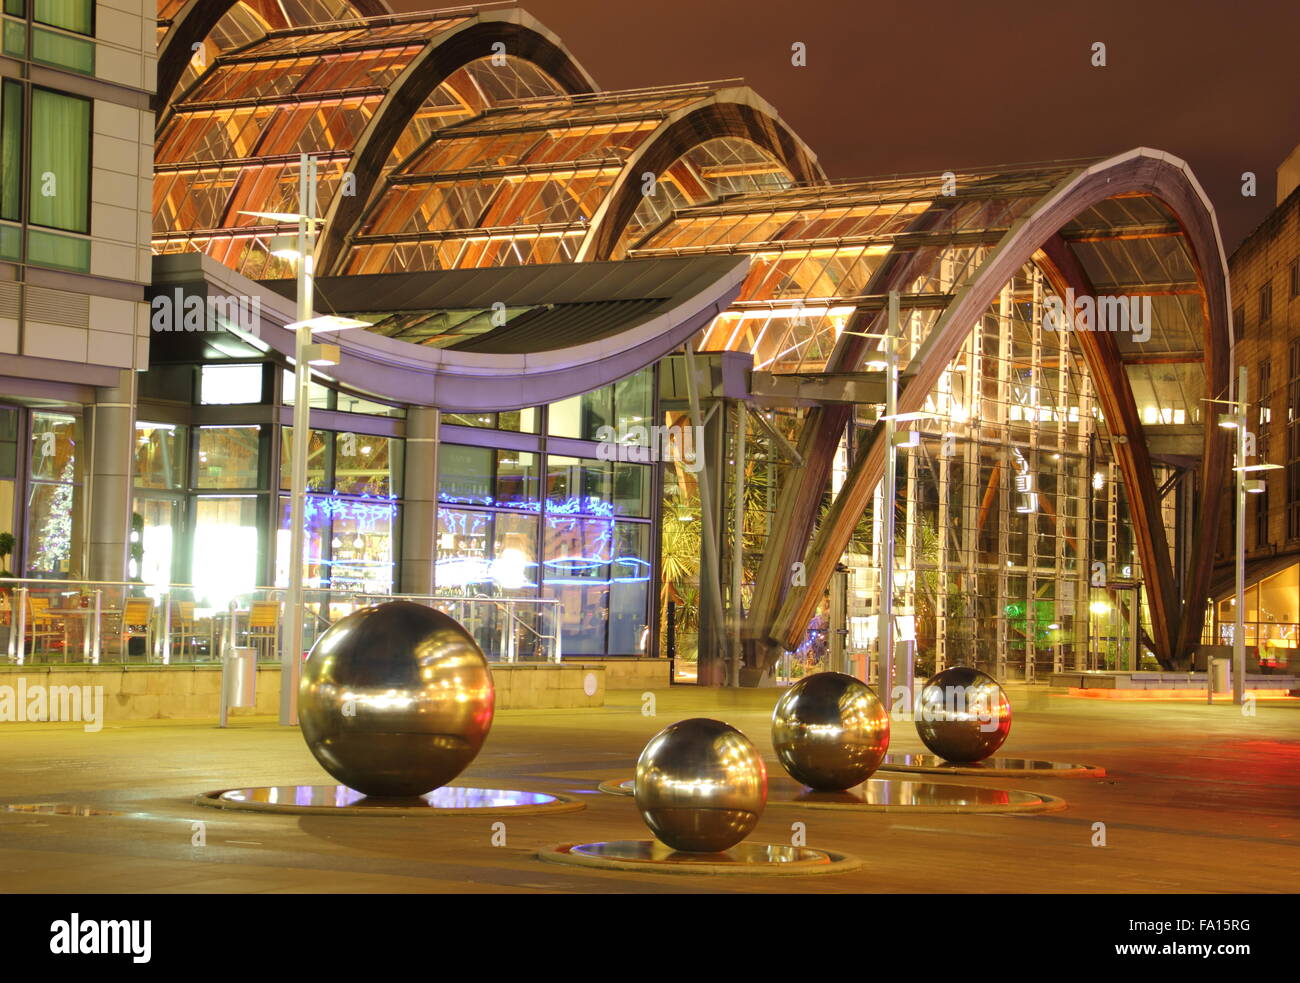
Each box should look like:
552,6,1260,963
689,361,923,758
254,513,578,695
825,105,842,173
0,662,605,723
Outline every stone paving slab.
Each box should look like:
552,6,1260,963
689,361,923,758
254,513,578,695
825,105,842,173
0,685,1297,893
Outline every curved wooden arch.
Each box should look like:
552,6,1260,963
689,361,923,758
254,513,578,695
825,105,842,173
767,149,1232,673
316,12,598,274
575,88,825,262
157,0,392,109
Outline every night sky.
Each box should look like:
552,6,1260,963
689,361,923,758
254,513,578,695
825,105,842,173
388,0,1300,252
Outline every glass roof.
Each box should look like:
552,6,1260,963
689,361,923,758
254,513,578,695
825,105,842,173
153,10,569,280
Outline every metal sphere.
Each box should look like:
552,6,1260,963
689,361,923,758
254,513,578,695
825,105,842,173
299,601,494,797
914,666,1011,762
634,718,767,853
772,672,891,790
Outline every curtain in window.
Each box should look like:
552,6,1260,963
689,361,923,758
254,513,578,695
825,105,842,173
0,81,21,222
28,88,89,233
34,0,92,35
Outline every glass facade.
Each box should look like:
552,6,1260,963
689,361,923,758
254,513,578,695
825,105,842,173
435,387,656,657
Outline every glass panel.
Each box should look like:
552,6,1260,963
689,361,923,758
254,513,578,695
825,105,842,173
3,2,24,18
281,369,331,408
0,406,16,478
492,511,537,592
34,0,91,35
202,364,263,404
334,391,403,417
1258,564,1298,624
0,80,21,222
498,408,538,433
613,461,649,517
0,222,18,260
438,443,492,505
442,410,496,429
28,87,89,233
546,455,611,515
32,26,93,74
495,450,538,509
436,506,491,590
278,426,328,492
0,478,14,574
2,18,24,58
610,522,651,654
25,480,80,576
614,368,653,440
26,411,82,576
196,426,261,489
274,495,327,589
548,386,613,440
333,432,399,496
25,227,88,271
29,411,79,480
543,513,610,655
134,496,180,588
326,496,397,593
134,423,186,490
193,496,259,606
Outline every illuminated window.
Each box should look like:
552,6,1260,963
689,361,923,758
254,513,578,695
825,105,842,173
201,364,264,404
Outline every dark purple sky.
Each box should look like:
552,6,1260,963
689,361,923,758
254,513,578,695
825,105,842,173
392,0,1300,251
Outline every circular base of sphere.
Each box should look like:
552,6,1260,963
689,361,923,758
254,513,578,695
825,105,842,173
879,753,1104,778
599,775,1063,813
194,784,583,817
538,840,862,876
598,778,636,796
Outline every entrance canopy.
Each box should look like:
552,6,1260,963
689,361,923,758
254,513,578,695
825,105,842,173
152,250,748,410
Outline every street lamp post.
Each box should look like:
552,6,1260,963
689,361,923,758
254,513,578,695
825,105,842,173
244,154,366,726
282,154,318,727
879,294,898,711
1233,365,1247,707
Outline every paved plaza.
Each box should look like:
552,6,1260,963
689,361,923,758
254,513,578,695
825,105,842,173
0,685,1296,894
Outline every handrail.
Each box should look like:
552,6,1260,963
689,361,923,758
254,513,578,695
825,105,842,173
3,582,566,666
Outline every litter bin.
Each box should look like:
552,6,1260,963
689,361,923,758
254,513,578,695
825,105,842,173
220,646,257,726
1210,655,1231,694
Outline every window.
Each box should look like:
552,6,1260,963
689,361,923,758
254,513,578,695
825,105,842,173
1257,360,1271,549
26,411,83,577
1233,304,1245,339
1259,281,1273,325
27,86,90,233
196,426,262,490
33,0,92,36
1290,259,1298,301
201,364,264,404
1287,343,1300,540
135,423,187,490
0,80,21,223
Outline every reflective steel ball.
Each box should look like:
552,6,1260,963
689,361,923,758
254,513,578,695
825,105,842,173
634,718,767,853
914,666,1011,762
299,601,494,797
772,672,890,790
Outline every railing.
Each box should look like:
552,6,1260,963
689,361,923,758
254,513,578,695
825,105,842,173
1205,619,1297,671
357,593,563,664
0,578,563,666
